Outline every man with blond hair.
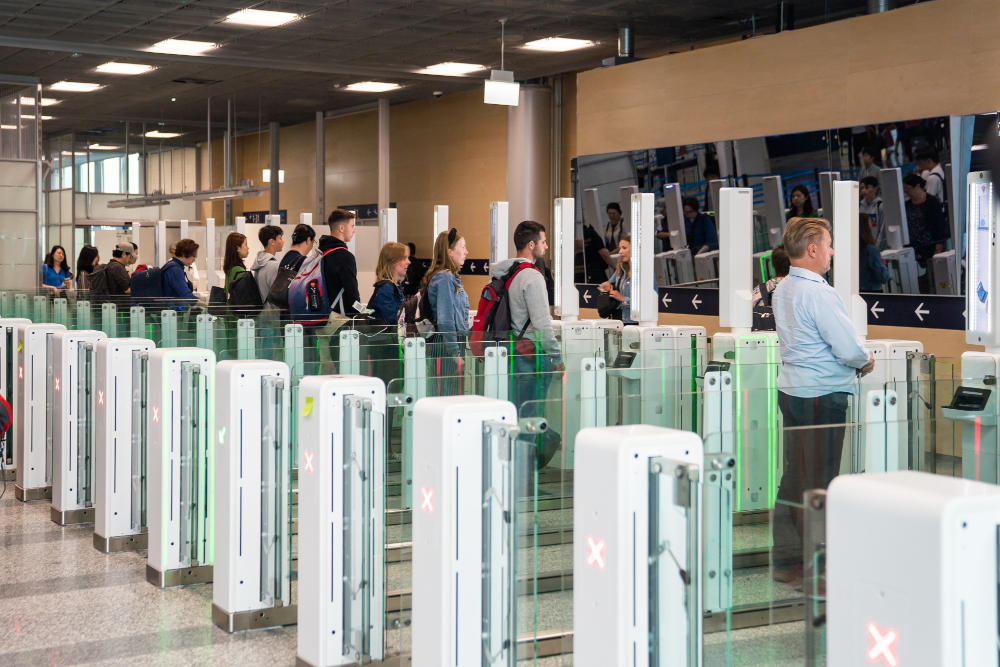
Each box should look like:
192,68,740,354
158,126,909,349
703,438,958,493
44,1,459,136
770,217,874,588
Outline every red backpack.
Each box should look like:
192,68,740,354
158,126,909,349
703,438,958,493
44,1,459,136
469,261,540,358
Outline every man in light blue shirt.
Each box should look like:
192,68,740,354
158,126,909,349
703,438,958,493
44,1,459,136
770,217,874,587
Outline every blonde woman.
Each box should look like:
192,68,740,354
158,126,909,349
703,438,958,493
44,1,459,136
598,236,634,324
369,242,410,324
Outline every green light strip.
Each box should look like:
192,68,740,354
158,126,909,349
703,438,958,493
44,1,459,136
766,337,779,506
733,339,743,513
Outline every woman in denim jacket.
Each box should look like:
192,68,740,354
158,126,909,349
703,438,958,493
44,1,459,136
424,228,470,388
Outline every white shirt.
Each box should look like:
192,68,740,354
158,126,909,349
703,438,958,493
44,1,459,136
921,164,946,201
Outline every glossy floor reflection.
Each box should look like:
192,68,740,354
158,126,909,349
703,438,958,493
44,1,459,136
0,494,296,666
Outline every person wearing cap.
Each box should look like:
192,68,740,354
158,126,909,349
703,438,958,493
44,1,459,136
105,242,135,295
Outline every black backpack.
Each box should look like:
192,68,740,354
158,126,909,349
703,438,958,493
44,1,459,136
228,269,263,312
751,282,776,332
87,264,111,296
267,265,298,309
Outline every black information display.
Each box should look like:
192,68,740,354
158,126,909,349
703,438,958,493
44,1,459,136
574,283,967,330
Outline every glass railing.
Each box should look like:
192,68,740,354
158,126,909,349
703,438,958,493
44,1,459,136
0,287,985,663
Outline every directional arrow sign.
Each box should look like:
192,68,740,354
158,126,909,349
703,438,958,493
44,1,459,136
870,301,884,319
582,290,592,304
662,292,672,309
469,262,477,272
914,302,930,322
691,294,702,310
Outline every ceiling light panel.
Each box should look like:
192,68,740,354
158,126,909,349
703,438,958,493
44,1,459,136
147,39,217,55
419,62,486,76
17,97,59,106
49,81,102,92
345,81,401,93
145,130,182,138
89,144,120,150
522,37,596,52
225,9,300,27
96,62,155,75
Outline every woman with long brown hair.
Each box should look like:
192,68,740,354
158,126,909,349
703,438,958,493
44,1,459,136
423,228,470,390
223,232,249,299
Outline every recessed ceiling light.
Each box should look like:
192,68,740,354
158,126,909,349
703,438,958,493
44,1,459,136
344,81,401,93
89,144,120,150
418,62,486,76
145,130,182,139
41,115,54,121
17,96,60,106
0,124,14,130
522,37,596,52
49,81,102,92
96,62,155,75
225,8,300,27
147,39,217,56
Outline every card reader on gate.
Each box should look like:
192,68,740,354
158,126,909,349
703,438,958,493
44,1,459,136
942,385,996,424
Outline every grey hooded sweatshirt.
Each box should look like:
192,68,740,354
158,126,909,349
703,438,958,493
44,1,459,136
250,250,280,302
490,258,560,356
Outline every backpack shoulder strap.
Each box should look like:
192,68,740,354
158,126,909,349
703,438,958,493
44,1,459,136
503,261,541,289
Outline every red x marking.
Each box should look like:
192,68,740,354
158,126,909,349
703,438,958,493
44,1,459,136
54,377,60,392
866,622,898,666
303,450,314,473
420,486,434,513
97,389,104,406
151,406,159,423
586,536,606,569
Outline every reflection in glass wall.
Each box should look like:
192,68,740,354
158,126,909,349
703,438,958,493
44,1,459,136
571,114,991,297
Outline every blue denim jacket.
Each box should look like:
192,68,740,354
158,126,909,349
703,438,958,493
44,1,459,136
428,270,469,354
370,280,404,324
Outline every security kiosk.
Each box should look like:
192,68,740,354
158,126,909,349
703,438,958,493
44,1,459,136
93,337,156,553
297,375,386,666
490,201,509,265
0,317,30,479
830,180,922,474
693,178,728,281
944,172,1000,482
828,471,1000,667
817,170,840,219
701,363,735,613
146,347,216,588
14,322,66,501
611,192,707,432
551,197,609,467
751,175,787,284
411,396,520,667
655,183,695,286
50,329,106,525
712,188,781,512
574,425,706,667
880,168,920,293
214,360,294,632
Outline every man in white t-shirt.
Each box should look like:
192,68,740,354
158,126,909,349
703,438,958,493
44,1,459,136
916,149,946,205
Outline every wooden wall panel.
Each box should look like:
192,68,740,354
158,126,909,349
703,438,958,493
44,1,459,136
389,89,507,260
576,0,1000,155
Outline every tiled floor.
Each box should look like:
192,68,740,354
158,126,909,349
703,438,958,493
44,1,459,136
0,494,297,666
2,487,808,666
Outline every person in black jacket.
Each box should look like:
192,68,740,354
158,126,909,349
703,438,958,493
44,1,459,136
902,171,949,292
318,209,361,316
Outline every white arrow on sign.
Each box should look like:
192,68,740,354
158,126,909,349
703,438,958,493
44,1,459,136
691,294,702,310
484,261,489,273
661,293,672,309
870,301,884,319
469,262,477,272
582,290,592,304
914,302,930,322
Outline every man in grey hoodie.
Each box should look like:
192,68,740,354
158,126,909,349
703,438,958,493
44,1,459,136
491,220,564,469
252,225,284,302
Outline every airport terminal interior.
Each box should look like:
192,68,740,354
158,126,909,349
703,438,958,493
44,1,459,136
2,0,1000,665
